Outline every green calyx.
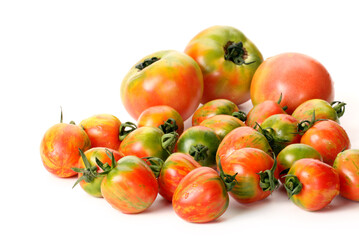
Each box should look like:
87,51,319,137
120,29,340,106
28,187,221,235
218,158,238,192
254,122,288,154
60,106,76,125
257,154,279,192
142,157,164,178
232,111,247,122
135,57,160,70
158,118,178,134
119,122,137,141
297,110,324,135
283,174,302,198
189,144,209,162
224,41,255,65
331,101,346,118
161,132,179,155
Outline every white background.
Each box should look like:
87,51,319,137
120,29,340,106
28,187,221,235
1,0,358,239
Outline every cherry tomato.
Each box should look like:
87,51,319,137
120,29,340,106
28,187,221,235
121,50,203,121
199,115,245,140
284,158,340,211
250,52,334,114
333,149,359,201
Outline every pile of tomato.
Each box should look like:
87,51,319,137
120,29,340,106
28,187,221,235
40,25,358,223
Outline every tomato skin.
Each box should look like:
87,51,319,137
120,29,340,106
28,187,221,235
292,99,340,123
121,50,203,121
77,148,123,197
176,126,221,168
286,158,339,211
137,105,184,135
192,99,239,126
101,156,158,214
172,167,229,223
158,153,201,202
119,126,169,161
260,114,301,155
246,100,286,128
199,115,245,140
333,149,359,201
80,114,121,150
250,53,334,114
277,144,322,183
221,148,279,203
216,126,272,165
300,120,350,166
40,123,91,177
185,25,263,105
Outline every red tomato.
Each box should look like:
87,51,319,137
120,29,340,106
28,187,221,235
80,114,121,150
121,50,203,121
300,120,350,165
284,158,340,211
137,105,184,135
101,156,158,214
158,153,200,201
250,53,334,114
333,149,359,201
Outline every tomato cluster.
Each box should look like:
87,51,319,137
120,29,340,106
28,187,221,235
40,25,358,223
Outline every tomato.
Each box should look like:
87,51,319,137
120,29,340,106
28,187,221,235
292,99,346,123
72,148,123,197
119,126,177,161
158,153,201,201
40,112,91,177
250,52,334,114
185,25,263,105
300,119,350,165
221,148,279,204
277,143,322,182
137,105,184,135
121,50,203,121
101,155,158,214
176,126,221,168
333,149,359,201
246,94,287,128
80,114,121,150
284,158,340,211
216,126,272,165
199,115,245,140
259,114,301,155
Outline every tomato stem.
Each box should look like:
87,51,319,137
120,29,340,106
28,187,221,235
135,57,160,70
331,101,346,118
283,174,302,198
142,157,164,178
119,122,137,141
71,149,99,189
189,144,209,162
257,154,279,192
158,118,178,134
161,132,179,155
224,41,255,65
232,111,247,122
218,158,238,192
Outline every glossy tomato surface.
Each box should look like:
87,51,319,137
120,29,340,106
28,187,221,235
101,156,158,214
185,25,263,105
172,167,229,223
121,50,203,121
246,100,286,128
250,53,334,114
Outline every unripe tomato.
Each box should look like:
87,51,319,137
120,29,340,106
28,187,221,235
199,115,245,140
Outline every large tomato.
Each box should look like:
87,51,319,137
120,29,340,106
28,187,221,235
185,25,263,105
199,115,245,140
333,149,359,201
101,156,158,214
284,158,339,211
80,114,122,150
121,50,203,121
250,53,334,114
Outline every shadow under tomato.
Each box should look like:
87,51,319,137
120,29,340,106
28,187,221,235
316,195,358,213
141,195,172,215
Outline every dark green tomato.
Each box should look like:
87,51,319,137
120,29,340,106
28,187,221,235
176,126,221,168
277,144,322,182
199,115,245,140
260,114,301,155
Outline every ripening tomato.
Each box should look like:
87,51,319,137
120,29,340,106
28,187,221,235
158,153,201,201
292,99,346,123
185,25,263,105
221,148,279,204
300,120,350,166
80,114,122,150
216,126,272,165
333,149,359,201
199,115,245,140
250,53,334,114
121,50,203,121
284,158,340,211
137,105,184,135
101,155,158,214
40,114,91,178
